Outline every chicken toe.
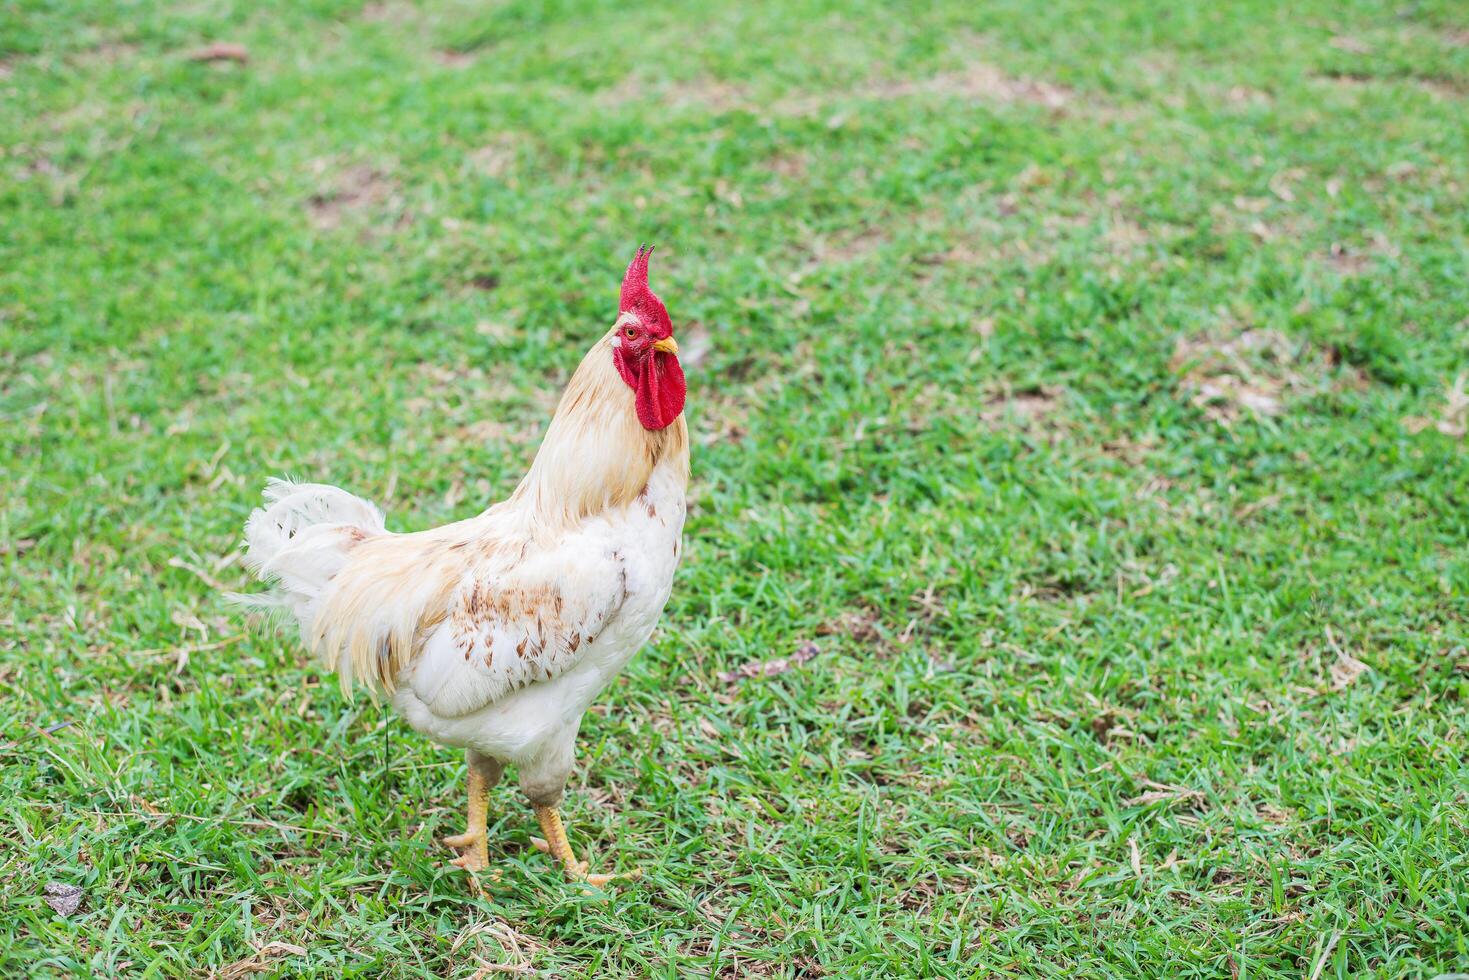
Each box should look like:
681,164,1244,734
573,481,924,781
532,805,642,887
448,844,491,873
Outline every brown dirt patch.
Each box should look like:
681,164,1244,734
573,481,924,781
185,42,248,64
306,164,399,231
1316,231,1398,276
432,49,476,69
1321,244,1369,275
1316,69,1465,99
763,152,810,179
980,385,1064,427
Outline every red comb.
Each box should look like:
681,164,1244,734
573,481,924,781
620,244,655,310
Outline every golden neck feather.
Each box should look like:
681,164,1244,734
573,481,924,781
506,332,689,529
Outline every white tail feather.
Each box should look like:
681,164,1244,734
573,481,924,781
235,479,388,638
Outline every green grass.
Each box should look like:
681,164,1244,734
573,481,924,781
3,0,1468,975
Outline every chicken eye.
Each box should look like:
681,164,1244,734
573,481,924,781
624,326,637,339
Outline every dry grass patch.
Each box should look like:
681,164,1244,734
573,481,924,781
1402,374,1468,438
771,61,1082,118
597,74,750,112
868,62,1074,110
598,57,1084,119
1417,77,1467,99
786,227,890,280
694,399,749,446
1222,84,1274,108
762,151,810,179
818,606,885,647
716,642,820,684
1102,214,1157,254
358,1,419,23
467,135,522,179
917,214,1060,276
1170,321,1352,423
70,41,140,68
812,226,888,265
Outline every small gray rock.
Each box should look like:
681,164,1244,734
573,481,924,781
43,882,83,917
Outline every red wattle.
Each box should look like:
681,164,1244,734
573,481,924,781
634,351,685,430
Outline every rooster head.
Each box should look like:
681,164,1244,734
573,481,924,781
611,244,686,431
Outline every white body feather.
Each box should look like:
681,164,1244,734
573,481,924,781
395,462,684,781
235,332,689,801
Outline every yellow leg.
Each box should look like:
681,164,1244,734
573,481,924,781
443,765,491,872
532,805,642,888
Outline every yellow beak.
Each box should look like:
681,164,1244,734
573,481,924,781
652,336,679,355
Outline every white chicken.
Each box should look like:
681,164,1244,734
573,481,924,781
235,247,688,884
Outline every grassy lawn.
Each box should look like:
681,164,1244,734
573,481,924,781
4,0,1468,975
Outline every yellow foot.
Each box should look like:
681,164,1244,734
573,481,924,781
529,835,643,887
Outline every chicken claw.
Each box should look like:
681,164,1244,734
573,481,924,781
531,806,642,888
444,830,490,872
